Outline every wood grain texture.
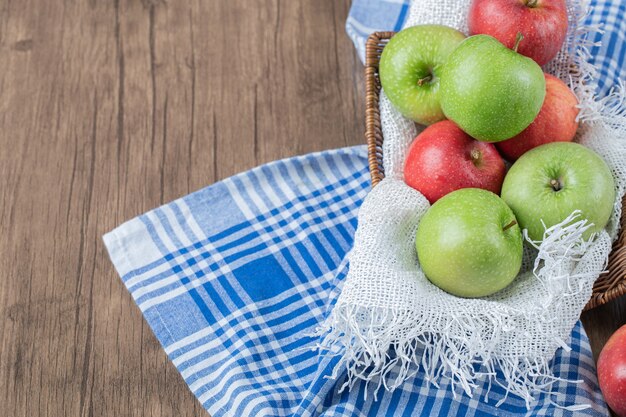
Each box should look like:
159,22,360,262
0,1,622,416
0,1,361,415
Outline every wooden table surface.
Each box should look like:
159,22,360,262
0,1,624,416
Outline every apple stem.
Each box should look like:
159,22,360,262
525,0,538,7
469,148,482,167
502,220,518,232
513,32,524,53
550,179,562,191
417,75,433,86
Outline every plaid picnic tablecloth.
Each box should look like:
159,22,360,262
104,1,626,415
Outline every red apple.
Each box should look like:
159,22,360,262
404,120,506,203
598,324,626,417
496,74,579,161
468,0,568,66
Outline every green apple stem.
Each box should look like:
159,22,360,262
525,0,538,7
502,220,517,232
513,32,524,53
417,75,433,86
550,179,562,191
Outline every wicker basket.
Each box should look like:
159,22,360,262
365,32,626,311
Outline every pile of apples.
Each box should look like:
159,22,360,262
380,0,616,298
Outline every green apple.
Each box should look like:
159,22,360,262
440,34,546,142
379,25,465,125
416,188,523,298
501,142,615,241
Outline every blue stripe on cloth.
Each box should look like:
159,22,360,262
346,0,411,62
105,145,609,416
584,1,626,96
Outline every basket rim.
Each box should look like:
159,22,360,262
364,31,626,312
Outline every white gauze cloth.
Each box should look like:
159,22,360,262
318,0,626,408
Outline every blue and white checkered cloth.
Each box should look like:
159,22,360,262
104,1,626,415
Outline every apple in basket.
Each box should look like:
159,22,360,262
501,142,615,242
439,34,546,142
379,24,465,125
597,324,626,417
468,0,568,66
404,120,506,203
416,188,523,298
496,74,579,161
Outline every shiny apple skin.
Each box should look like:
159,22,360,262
501,142,615,241
415,188,523,298
497,74,579,161
439,35,546,142
379,25,466,125
468,0,568,66
404,120,506,203
598,324,626,417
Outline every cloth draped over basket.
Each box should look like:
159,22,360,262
100,0,624,415
323,0,626,409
